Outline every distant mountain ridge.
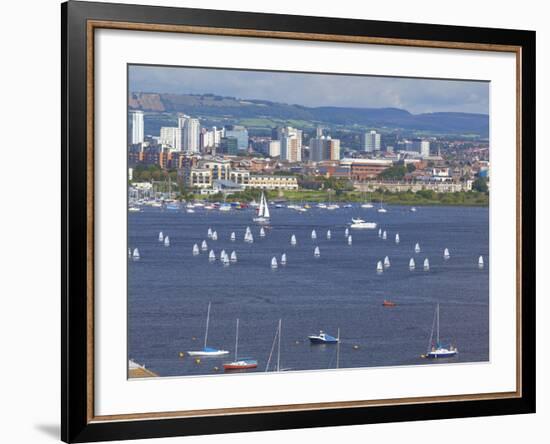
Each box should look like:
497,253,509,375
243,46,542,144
129,92,489,136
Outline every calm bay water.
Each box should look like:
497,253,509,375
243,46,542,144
128,204,489,377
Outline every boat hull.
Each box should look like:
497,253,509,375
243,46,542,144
426,350,458,359
223,361,258,370
308,336,338,344
187,350,229,357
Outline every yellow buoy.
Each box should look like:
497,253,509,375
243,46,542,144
213,366,219,372
178,352,185,358
195,358,201,364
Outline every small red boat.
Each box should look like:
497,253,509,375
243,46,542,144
223,359,258,370
382,300,397,307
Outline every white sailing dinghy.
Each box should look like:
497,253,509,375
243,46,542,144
409,258,415,270
414,242,421,253
384,256,391,268
220,250,226,261
348,235,353,246
187,302,229,357
260,227,266,238
230,232,236,242
132,248,140,260
253,192,271,223
326,230,332,240
382,230,387,240
444,248,450,260
207,228,213,239
281,253,287,265
271,257,278,269
201,240,208,251
395,233,400,244
158,231,164,242
311,230,317,240
376,260,383,273
164,236,170,247
478,255,484,268
290,234,297,246
222,254,230,266
345,228,349,237
424,303,458,359
424,258,430,271
378,228,382,238
128,248,131,258
230,251,237,263
211,231,218,241
314,246,321,258
208,250,216,262
192,244,200,256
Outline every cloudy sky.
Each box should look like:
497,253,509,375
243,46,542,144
129,65,489,115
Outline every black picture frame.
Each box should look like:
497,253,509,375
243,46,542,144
62,1,536,442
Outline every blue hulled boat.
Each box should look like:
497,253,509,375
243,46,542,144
308,330,339,344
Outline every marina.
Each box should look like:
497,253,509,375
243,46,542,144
128,202,489,377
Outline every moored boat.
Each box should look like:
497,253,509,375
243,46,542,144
308,330,339,344
423,303,458,359
187,302,229,357
223,319,258,371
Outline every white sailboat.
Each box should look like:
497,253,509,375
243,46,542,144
345,228,349,237
348,235,353,246
395,233,400,244
444,248,450,260
414,242,421,253
281,253,287,265
208,250,216,262
220,250,226,261
377,198,387,213
382,230,387,240
361,193,374,209
222,254,230,266
187,302,229,357
158,231,164,242
376,261,383,273
314,246,321,258
244,232,254,243
164,236,170,247
378,228,382,238
290,234,297,246
271,257,278,269
260,227,266,238
326,230,332,240
132,248,140,260
192,244,200,256
201,240,208,251
211,231,218,241
424,303,458,359
311,230,317,240
424,258,430,271
384,256,391,268
253,192,271,223
409,258,415,270
128,248,131,258
230,232,236,242
478,255,484,268
207,228,213,239
230,251,237,263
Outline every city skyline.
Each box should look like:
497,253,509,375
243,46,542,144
129,65,489,115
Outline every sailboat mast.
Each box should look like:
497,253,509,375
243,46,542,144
436,303,440,345
336,328,340,369
277,319,282,372
234,318,239,361
204,302,211,349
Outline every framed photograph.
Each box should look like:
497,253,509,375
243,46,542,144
62,1,535,442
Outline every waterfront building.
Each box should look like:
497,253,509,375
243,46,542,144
182,118,201,153
201,158,231,181
340,158,393,180
130,110,144,145
245,175,299,190
229,169,251,185
159,126,182,151
363,130,381,152
278,126,302,162
219,136,239,155
225,125,249,151
188,168,213,189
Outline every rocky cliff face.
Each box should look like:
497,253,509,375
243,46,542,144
129,92,165,112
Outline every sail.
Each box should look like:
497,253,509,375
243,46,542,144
260,227,266,237
311,230,317,240
384,256,391,267
193,244,199,255
395,233,400,244
478,255,484,267
409,258,415,270
222,255,230,266
230,232,236,241
376,261,383,272
212,231,218,241
415,242,421,253
158,231,164,242
207,228,212,238
209,250,215,261
164,236,170,247
263,193,270,219
257,193,265,217
220,249,226,260
281,253,287,264
378,228,382,237
314,246,320,257
424,258,430,270
444,248,450,259
345,228,349,237
348,235,352,245
201,240,208,251
132,248,140,259
382,230,387,240
290,234,297,245
271,257,278,268
327,230,331,239
230,251,237,263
